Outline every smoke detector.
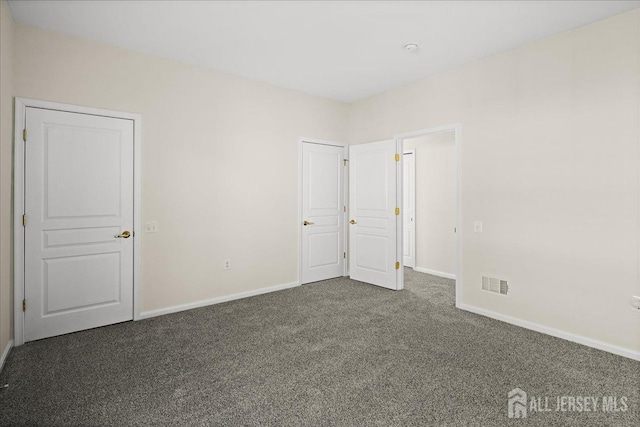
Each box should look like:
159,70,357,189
404,43,419,52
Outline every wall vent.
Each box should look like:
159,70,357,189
482,275,508,295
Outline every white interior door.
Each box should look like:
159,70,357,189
403,150,416,268
348,140,398,290
301,142,345,284
24,107,134,341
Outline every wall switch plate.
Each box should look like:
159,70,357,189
474,221,483,233
145,221,158,233
224,259,231,270
631,296,640,311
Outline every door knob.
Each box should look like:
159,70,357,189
303,220,314,226
349,219,357,225
115,231,131,238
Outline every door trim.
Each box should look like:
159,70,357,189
394,124,461,306
13,97,142,346
297,138,348,284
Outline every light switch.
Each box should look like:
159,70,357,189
474,221,483,233
146,221,158,233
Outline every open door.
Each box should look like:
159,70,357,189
348,140,399,290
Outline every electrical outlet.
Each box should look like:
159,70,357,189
474,221,483,233
145,221,158,233
224,259,231,270
631,296,640,312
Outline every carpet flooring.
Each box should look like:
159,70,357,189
0,269,638,426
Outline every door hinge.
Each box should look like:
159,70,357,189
343,159,348,166
343,252,346,259
395,261,400,270
395,153,400,161
22,299,26,312
23,129,27,142
22,214,27,227
395,207,400,215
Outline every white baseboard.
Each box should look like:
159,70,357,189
414,266,456,280
0,340,14,373
457,303,640,361
139,281,300,320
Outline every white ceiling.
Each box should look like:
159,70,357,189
8,1,640,103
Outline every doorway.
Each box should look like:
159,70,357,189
396,125,461,304
402,149,416,268
14,98,142,345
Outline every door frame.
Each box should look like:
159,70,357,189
297,138,348,284
394,124,461,306
13,97,142,346
402,149,416,269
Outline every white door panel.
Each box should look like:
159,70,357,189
403,150,416,268
348,140,398,290
24,107,134,341
309,232,340,266
45,127,122,217
301,142,345,284
44,253,121,314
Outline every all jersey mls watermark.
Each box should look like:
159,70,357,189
508,388,629,419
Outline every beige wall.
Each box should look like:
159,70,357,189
350,10,640,354
0,0,14,358
405,132,456,277
10,23,349,315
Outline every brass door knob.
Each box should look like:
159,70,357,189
303,220,315,226
349,219,357,225
115,231,131,238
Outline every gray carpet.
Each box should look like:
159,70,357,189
0,269,638,426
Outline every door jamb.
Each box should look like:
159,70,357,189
297,138,349,285
13,97,143,346
394,124,461,306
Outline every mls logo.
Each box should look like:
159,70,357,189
508,388,528,419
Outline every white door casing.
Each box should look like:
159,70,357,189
348,140,398,290
22,106,135,342
403,150,416,268
301,142,345,284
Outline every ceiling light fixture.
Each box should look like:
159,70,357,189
404,43,419,52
